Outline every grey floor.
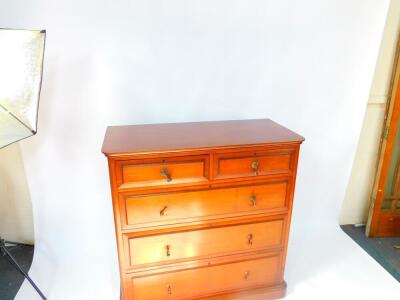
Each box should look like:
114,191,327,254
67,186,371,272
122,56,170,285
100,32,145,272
341,225,400,282
0,244,34,300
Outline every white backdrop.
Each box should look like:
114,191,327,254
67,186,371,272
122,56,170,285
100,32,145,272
1,0,399,299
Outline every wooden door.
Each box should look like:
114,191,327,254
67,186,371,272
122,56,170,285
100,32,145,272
366,43,400,237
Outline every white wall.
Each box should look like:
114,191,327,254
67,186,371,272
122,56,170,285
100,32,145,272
0,143,34,243
1,1,399,299
340,0,400,225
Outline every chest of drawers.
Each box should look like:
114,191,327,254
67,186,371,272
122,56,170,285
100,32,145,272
102,119,303,300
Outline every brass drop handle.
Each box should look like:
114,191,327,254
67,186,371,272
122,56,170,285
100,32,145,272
244,271,250,280
247,234,253,245
166,245,171,256
250,195,257,207
166,284,172,295
160,168,172,182
160,206,168,216
251,160,259,176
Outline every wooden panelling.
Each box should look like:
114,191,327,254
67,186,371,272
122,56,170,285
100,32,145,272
375,212,400,236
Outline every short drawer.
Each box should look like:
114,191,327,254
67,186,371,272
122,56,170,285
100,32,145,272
213,149,294,180
122,181,288,228
127,218,284,267
129,254,281,300
115,155,209,189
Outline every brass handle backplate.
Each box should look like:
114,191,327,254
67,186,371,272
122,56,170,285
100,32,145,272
250,195,257,207
166,245,171,256
251,160,259,176
160,206,168,216
160,168,172,182
247,234,253,245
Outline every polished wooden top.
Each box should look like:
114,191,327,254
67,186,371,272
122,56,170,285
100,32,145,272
102,119,304,156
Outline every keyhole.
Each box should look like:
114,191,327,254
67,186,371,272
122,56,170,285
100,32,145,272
248,234,253,245
166,284,172,295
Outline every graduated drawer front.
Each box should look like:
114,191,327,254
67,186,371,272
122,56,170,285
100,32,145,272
123,181,288,228
129,254,281,300
116,155,209,189
213,149,293,180
128,218,284,267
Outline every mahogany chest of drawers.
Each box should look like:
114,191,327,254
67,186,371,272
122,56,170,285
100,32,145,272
102,119,304,300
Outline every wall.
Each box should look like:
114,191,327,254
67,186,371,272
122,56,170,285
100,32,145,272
340,0,400,225
1,1,399,299
0,143,34,243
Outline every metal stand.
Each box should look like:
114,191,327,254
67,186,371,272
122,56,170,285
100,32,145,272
0,238,46,300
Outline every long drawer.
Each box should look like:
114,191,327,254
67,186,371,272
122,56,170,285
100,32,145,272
121,181,289,229
126,217,285,267
128,254,281,300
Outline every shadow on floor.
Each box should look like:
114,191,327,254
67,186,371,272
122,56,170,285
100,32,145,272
0,244,34,300
341,225,400,282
